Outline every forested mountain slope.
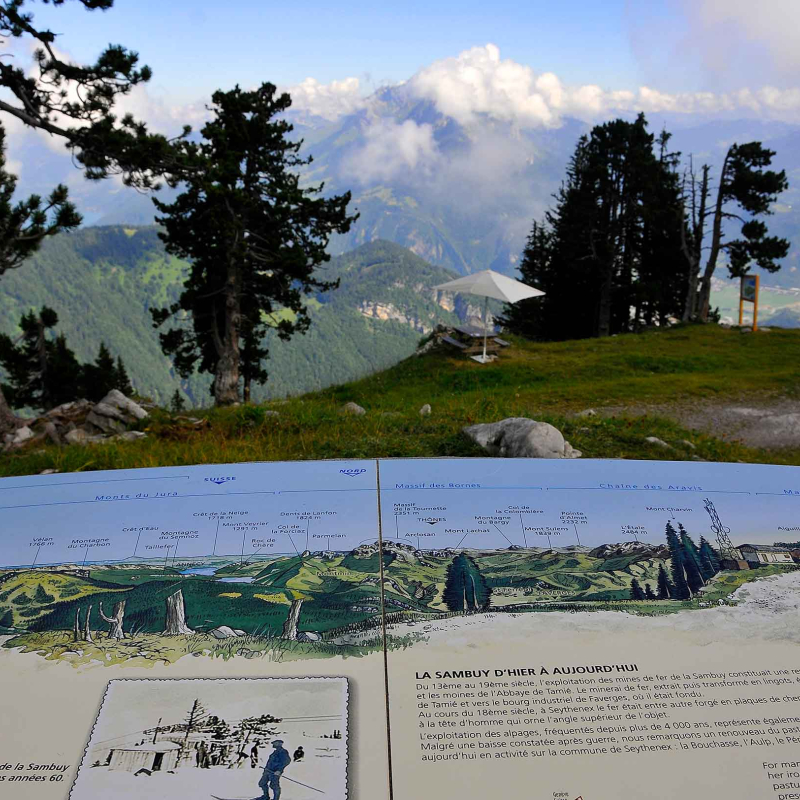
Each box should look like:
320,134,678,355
0,228,474,406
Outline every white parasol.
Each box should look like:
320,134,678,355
434,270,545,363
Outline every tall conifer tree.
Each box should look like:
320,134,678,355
699,537,721,576
151,83,358,405
629,579,645,601
666,522,691,600
442,554,491,613
679,526,712,583
656,563,673,600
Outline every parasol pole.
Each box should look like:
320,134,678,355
482,295,489,361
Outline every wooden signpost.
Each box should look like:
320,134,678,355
739,274,760,331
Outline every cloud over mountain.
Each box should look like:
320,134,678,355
281,77,366,121
341,119,439,184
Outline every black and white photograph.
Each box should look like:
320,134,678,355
70,678,348,800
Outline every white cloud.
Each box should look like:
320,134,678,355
408,44,560,127
341,118,438,184
405,44,800,126
281,77,366,120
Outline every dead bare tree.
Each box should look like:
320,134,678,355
163,589,194,635
281,599,304,641
680,159,710,322
99,600,126,640
680,143,789,322
83,605,94,643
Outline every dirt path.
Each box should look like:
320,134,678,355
594,398,800,449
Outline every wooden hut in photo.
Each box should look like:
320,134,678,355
107,741,181,773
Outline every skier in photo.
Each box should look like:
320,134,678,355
292,746,304,763
258,739,291,800
250,740,261,768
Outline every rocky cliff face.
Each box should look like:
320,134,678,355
588,541,670,560
356,294,494,332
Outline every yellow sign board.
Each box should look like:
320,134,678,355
739,273,760,330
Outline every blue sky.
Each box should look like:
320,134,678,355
32,0,636,99
28,0,793,105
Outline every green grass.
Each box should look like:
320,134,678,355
4,324,800,477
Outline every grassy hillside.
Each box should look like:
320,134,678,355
4,323,800,476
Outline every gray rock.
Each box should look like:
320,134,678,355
43,421,61,446
12,426,34,445
341,402,366,416
645,436,673,449
419,404,432,416
463,418,579,459
577,408,597,418
64,428,106,445
210,626,241,639
297,631,322,642
233,629,247,637
563,441,583,459
86,408,128,434
680,439,696,450
64,428,88,445
39,468,59,475
100,389,149,420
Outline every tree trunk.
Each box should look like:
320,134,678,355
681,165,709,322
0,385,22,435
596,266,614,337
697,274,714,323
213,258,242,406
83,605,94,643
73,607,81,642
281,599,304,641
698,151,730,322
163,589,194,635
99,600,126,640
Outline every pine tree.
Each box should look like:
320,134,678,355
0,307,82,411
0,1,191,192
666,522,691,600
169,390,187,414
498,221,552,338
699,537,721,576
180,699,208,760
679,526,712,582
504,114,688,340
678,527,706,594
81,342,117,402
33,584,55,604
686,143,790,322
114,356,134,396
442,554,491,613
0,608,13,629
644,583,656,601
656,564,673,599
629,578,645,601
151,83,358,406
0,1,192,433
